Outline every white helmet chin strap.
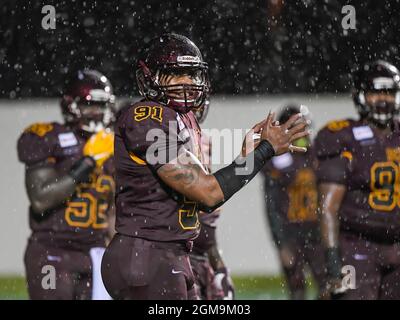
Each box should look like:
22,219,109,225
372,112,392,122
81,121,105,133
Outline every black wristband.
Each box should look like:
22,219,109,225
213,140,275,203
325,247,342,278
69,156,96,184
256,139,276,162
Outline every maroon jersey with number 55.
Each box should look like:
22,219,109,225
315,119,400,242
114,100,204,242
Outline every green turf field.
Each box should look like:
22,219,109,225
0,276,27,300
0,275,318,300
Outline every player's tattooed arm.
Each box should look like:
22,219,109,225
25,157,95,214
319,183,346,278
158,160,224,208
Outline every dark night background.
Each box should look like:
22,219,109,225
0,0,399,98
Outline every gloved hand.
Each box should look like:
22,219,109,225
69,156,96,184
214,267,235,300
319,247,349,300
83,129,114,167
319,277,350,300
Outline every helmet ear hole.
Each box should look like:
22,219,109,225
136,67,158,99
149,89,158,97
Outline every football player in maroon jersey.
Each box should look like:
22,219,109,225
101,33,309,300
18,70,116,299
316,60,400,299
263,104,327,299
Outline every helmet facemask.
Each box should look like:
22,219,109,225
352,60,400,125
137,62,210,113
63,94,116,133
157,67,207,111
360,90,400,127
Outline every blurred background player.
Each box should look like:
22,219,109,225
101,33,309,300
190,100,235,300
262,105,327,300
316,60,400,299
17,70,116,299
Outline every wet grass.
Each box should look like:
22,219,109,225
0,274,317,300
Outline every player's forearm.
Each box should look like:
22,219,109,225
26,157,95,214
320,206,340,249
319,183,346,278
319,183,345,248
26,169,76,214
158,163,224,207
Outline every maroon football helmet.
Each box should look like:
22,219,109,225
61,70,116,133
136,33,210,113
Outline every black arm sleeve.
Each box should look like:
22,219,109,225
25,157,95,214
200,140,275,213
264,178,287,247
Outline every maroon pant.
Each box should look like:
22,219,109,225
339,232,400,300
280,240,327,300
24,239,94,300
101,234,198,300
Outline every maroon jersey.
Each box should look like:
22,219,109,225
263,150,319,243
114,100,205,242
315,118,400,242
193,133,221,254
17,122,115,250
